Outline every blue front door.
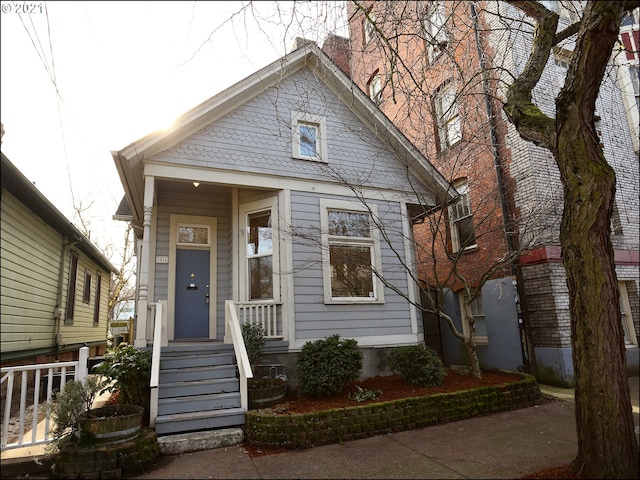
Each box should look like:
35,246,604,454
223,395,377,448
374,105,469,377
175,249,210,338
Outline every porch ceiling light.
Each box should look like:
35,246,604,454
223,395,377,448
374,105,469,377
193,182,200,188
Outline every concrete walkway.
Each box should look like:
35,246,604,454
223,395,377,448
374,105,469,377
2,377,638,479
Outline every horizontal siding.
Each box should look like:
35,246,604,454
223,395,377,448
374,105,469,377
154,184,233,335
1,193,61,351
60,254,110,345
290,190,413,341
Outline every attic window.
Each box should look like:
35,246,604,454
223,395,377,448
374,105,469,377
291,111,327,162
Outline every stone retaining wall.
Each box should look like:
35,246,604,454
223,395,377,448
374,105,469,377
54,429,159,479
244,373,542,450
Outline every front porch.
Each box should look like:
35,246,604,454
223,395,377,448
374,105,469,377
145,299,285,437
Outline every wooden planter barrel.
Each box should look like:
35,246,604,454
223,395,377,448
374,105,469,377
77,405,144,445
248,378,287,409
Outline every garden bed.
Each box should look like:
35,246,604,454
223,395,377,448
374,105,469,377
244,370,542,450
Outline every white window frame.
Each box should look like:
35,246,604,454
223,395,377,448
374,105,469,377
369,73,382,104
239,198,280,303
176,223,211,248
449,180,476,252
423,1,449,63
619,281,638,347
291,111,327,162
320,199,384,304
364,12,376,45
615,8,640,154
458,289,488,344
434,83,462,151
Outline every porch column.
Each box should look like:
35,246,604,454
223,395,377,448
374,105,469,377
135,175,155,347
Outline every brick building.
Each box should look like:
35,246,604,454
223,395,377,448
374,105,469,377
326,0,639,385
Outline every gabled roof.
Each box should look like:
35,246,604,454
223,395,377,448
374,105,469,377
1,152,117,274
112,42,455,223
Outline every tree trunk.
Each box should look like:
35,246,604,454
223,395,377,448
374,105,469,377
554,2,639,477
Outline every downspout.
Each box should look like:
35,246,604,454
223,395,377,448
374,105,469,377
470,1,532,373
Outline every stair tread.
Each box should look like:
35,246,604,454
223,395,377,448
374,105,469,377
156,407,245,422
158,391,239,404
160,377,238,387
160,364,234,373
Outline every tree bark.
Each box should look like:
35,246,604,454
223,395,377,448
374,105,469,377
555,2,639,477
505,1,639,477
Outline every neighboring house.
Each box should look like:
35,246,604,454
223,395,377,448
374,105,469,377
343,1,640,386
0,152,117,368
112,41,454,393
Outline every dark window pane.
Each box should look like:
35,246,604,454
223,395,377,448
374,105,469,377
329,245,374,297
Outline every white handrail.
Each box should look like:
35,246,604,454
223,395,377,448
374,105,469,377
149,301,164,428
1,346,89,451
225,300,253,410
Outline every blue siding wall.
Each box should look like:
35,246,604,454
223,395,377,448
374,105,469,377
290,190,414,340
439,277,524,371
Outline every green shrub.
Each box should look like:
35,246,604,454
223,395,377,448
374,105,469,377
387,344,445,387
94,343,151,407
242,322,266,371
297,334,363,397
49,376,103,442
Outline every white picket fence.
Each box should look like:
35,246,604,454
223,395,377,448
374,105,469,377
0,346,89,451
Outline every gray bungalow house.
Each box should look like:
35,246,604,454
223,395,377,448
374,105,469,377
112,42,454,435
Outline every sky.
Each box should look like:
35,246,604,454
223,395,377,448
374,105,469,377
1,1,347,264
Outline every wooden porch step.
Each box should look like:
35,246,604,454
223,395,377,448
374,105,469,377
158,377,239,398
158,392,241,415
159,364,236,383
160,352,234,369
154,407,246,436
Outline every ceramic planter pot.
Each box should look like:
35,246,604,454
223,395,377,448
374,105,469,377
77,404,144,445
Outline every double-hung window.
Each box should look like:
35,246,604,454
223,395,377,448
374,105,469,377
247,210,274,300
449,180,476,252
364,12,376,45
292,111,327,162
423,2,449,63
368,72,383,104
321,200,383,303
434,83,462,151
459,289,488,344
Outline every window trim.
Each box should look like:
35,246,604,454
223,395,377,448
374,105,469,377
423,1,449,63
368,72,383,104
458,289,488,344
320,199,384,304
65,251,79,323
434,82,462,151
619,281,638,347
364,11,376,45
449,180,477,253
93,273,102,326
83,270,92,304
176,223,211,248
291,111,327,162
239,197,280,303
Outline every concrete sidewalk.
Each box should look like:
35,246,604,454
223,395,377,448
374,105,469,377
2,377,638,479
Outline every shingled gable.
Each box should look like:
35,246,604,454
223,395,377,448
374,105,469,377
112,42,454,226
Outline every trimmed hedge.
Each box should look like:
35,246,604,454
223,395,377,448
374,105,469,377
244,371,542,450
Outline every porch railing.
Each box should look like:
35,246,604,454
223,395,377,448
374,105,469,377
225,300,253,410
0,346,89,451
233,301,283,339
149,300,167,428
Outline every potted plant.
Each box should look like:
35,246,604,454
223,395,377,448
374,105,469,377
93,342,152,425
241,322,287,409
